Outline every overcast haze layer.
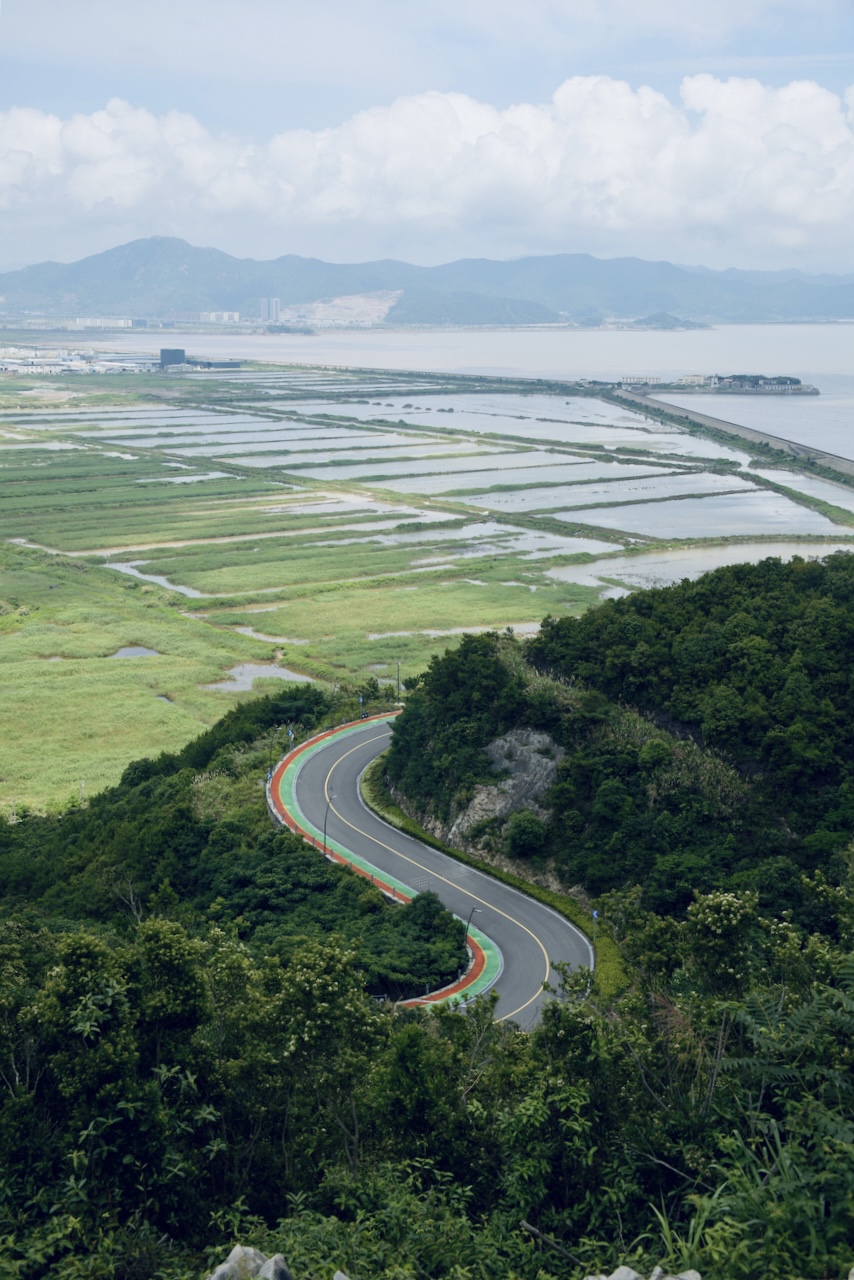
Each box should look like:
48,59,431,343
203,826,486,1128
0,0,852,271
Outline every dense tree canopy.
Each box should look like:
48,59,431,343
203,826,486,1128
1,559,853,1278
2,878,852,1278
0,686,465,1002
388,554,854,916
528,552,854,832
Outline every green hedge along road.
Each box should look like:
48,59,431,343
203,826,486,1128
278,717,594,1026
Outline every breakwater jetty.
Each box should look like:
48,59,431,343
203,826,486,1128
616,391,854,481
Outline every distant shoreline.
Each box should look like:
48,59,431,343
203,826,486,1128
620,391,854,480
2,319,853,339
2,323,849,391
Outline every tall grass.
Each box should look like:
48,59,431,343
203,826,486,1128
0,544,283,814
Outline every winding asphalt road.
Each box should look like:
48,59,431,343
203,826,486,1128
293,718,593,1027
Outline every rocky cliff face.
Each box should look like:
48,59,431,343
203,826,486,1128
447,727,564,845
205,1244,293,1280
394,726,563,853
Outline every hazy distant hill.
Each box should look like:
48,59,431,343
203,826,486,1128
384,287,560,325
0,237,851,324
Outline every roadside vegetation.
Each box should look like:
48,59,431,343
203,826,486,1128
0,651,852,1277
388,553,854,918
361,754,625,998
0,682,465,1003
2,369,854,1271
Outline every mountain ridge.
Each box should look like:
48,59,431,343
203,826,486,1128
1,236,851,324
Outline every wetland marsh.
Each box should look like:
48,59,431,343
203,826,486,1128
2,359,853,812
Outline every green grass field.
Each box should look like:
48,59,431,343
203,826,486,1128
198,570,598,681
3,364,852,813
0,382,596,810
0,542,278,813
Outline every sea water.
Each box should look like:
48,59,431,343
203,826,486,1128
656,376,854,461
98,324,852,462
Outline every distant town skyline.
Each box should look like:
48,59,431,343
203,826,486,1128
0,0,851,272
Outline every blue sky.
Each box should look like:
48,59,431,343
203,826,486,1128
0,0,851,270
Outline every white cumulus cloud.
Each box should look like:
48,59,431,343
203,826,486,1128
0,76,851,269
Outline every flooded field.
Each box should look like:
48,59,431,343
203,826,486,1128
562,490,845,538
203,661,313,690
747,470,854,513
384,460,624,488
466,462,682,504
288,392,667,428
548,541,854,594
232,443,496,470
294,449,560,483
7,364,853,594
551,471,757,505
3,354,853,812
281,394,755,461
135,471,234,485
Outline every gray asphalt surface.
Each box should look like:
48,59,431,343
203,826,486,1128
293,718,593,1027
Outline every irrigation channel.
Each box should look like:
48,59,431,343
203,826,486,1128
268,715,593,1027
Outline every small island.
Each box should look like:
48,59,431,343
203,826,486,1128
619,372,819,394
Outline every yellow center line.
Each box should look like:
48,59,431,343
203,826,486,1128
321,730,549,1022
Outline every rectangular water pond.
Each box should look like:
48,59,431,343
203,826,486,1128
97,427,390,449
381,460,641,495
547,541,854,594
166,430,443,455
290,449,552,482
561,490,847,538
465,464,683,510
212,443,490,470
540,471,758,509
748,470,854,514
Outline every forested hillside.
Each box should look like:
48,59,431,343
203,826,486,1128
0,683,465,999
528,553,854,826
388,553,854,917
1,557,852,1278
2,237,851,321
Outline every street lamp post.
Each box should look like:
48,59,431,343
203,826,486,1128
323,794,336,857
268,723,279,776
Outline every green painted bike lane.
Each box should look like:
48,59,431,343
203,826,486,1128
268,715,502,1007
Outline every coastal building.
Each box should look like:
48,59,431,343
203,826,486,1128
714,374,817,394
159,347,240,371
160,348,187,368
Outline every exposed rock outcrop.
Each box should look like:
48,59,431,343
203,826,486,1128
584,1269,701,1280
201,1243,714,1280
387,725,577,894
444,727,564,846
205,1244,293,1280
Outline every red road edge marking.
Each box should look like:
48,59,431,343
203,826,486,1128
268,714,488,1005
